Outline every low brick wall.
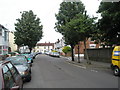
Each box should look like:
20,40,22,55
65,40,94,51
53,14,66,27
84,48,113,63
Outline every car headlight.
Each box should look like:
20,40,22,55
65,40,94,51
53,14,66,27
19,71,28,75
19,71,25,75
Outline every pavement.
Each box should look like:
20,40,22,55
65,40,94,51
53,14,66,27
62,55,111,72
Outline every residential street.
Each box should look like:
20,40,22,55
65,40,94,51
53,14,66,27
23,54,119,88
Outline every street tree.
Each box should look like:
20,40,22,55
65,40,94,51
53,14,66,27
97,2,120,46
55,1,85,61
62,13,96,64
14,10,43,53
61,16,82,62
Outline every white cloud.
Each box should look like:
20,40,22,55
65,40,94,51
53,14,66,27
0,0,100,43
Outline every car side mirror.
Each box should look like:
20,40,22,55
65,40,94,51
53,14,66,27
11,86,19,90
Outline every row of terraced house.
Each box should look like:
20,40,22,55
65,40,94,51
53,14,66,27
0,24,17,60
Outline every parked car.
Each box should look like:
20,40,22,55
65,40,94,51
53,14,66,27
49,52,54,56
5,56,32,82
45,51,50,55
53,52,60,57
49,52,60,58
8,52,19,56
0,60,23,89
18,54,33,65
36,52,42,55
30,52,37,59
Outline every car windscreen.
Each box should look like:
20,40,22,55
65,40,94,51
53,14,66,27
6,56,27,65
54,52,59,54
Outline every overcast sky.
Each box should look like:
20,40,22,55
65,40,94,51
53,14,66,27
0,0,101,43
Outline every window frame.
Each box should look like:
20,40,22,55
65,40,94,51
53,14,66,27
6,62,20,80
2,64,15,88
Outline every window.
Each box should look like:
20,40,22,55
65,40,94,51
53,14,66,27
3,65,14,88
4,31,7,41
44,46,46,49
7,63,20,82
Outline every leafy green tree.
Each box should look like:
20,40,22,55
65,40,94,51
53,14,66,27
14,10,43,53
75,13,96,64
61,16,82,61
55,2,85,34
97,2,120,46
62,46,71,56
55,1,85,61
62,13,96,64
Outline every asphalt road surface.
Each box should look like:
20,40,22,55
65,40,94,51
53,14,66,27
23,54,119,88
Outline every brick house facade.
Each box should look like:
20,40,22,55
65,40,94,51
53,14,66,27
74,39,100,54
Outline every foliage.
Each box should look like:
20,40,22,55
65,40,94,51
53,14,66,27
66,13,96,41
97,2,120,46
62,13,95,64
62,46,71,54
55,2,85,34
55,1,85,61
14,10,43,52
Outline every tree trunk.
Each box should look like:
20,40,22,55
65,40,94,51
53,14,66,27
71,45,74,61
17,46,20,53
29,47,32,54
65,53,67,57
78,43,80,63
84,40,91,64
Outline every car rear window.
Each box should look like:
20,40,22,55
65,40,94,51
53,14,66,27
6,56,28,65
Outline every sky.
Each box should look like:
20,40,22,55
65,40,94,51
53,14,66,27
0,0,101,43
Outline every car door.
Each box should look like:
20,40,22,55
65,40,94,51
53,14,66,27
6,62,23,88
2,65,15,89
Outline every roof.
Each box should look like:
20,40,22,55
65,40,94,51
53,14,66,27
37,43,54,46
0,60,10,66
0,24,8,30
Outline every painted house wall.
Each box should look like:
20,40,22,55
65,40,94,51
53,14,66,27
0,24,9,55
35,43,54,53
8,31,17,52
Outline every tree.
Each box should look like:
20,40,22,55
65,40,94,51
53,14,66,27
61,16,82,61
62,13,96,64
76,13,96,64
62,46,71,56
14,10,43,53
97,2,120,46
55,1,85,61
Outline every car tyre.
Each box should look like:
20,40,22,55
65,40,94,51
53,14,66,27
113,67,120,76
26,74,31,82
31,60,33,63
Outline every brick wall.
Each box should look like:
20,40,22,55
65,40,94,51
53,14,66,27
74,40,100,54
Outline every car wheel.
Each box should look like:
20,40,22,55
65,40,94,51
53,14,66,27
29,69,31,73
26,74,31,82
31,60,33,63
113,67,120,76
